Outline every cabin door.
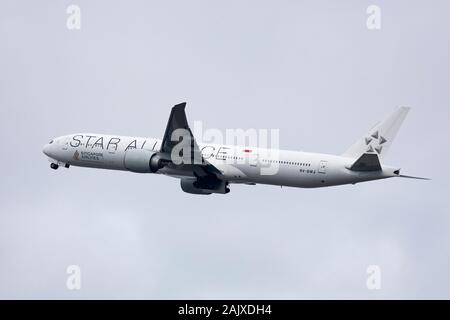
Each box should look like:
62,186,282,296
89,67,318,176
318,160,327,173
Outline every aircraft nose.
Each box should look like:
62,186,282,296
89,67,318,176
43,143,51,157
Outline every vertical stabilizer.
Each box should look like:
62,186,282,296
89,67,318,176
342,107,410,159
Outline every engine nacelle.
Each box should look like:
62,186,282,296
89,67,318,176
123,149,158,173
149,152,171,173
180,179,213,195
180,179,230,195
124,149,172,173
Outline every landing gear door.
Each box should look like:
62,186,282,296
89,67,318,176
318,160,327,174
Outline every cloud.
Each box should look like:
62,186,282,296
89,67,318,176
0,0,449,299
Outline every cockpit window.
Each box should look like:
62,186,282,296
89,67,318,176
49,140,54,144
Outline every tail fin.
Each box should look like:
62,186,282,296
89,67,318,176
342,107,410,160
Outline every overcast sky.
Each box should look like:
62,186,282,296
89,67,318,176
1,0,449,299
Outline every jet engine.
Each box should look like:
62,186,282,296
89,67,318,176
180,179,230,195
124,149,170,173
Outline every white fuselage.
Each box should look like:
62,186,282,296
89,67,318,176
43,133,398,188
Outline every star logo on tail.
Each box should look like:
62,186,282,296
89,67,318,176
365,130,387,154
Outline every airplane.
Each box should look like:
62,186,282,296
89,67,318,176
42,103,428,194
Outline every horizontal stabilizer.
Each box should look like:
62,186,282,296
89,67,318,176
397,174,431,180
349,153,382,171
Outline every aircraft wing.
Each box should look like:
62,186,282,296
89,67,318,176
160,103,200,157
160,103,222,180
